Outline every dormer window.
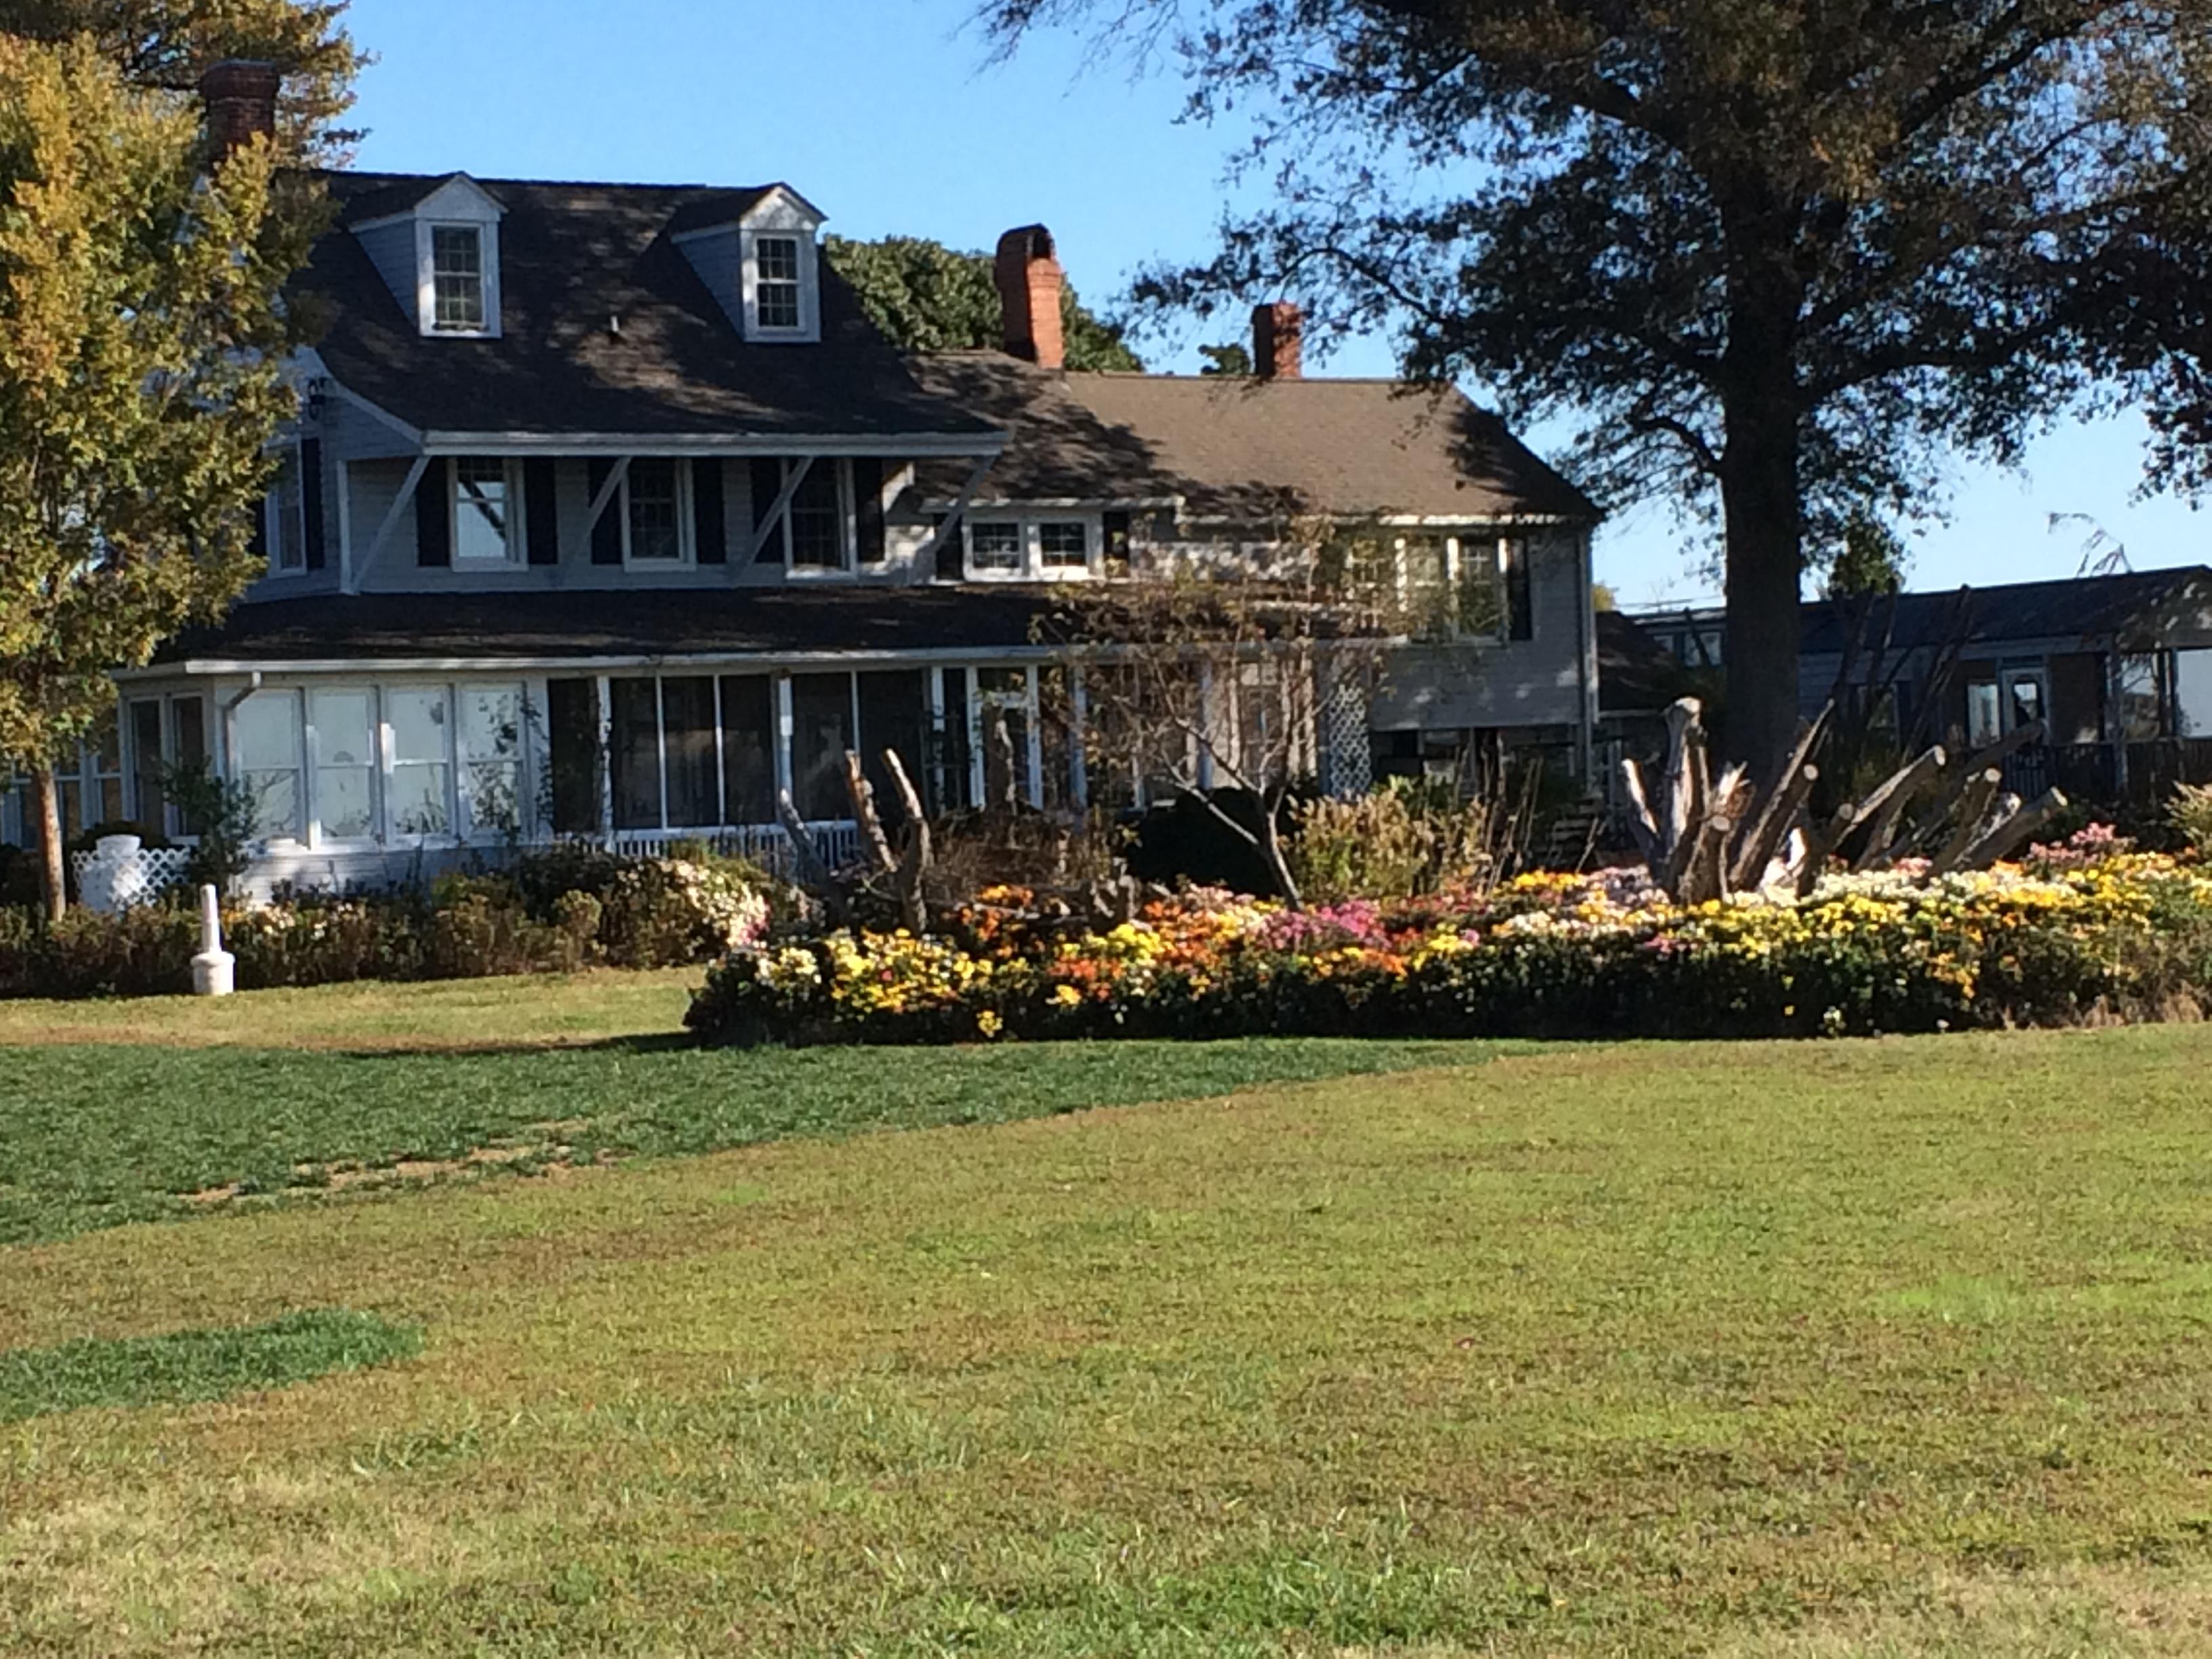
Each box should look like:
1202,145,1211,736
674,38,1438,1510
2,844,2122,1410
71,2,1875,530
755,237,802,329
430,225,487,331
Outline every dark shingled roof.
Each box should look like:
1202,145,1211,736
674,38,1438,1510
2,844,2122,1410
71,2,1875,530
157,588,1063,665
302,171,999,442
1597,609,1685,715
1801,566,2212,655
905,352,1597,523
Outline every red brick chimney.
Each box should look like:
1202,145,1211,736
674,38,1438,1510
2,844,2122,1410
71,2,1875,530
1254,302,1303,380
994,225,1065,370
200,60,281,163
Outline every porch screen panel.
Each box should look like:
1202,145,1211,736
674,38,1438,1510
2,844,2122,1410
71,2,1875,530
234,690,302,842
546,678,601,835
661,677,720,828
977,668,1031,811
129,700,165,834
933,668,971,814
2178,650,2212,737
387,688,453,837
610,678,662,831
310,689,375,840
718,676,775,826
458,684,526,837
1038,665,1078,812
856,670,928,825
172,697,207,834
789,672,855,820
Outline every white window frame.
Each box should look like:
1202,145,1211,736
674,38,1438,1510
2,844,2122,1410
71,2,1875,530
306,685,381,851
621,457,695,569
450,456,527,567
778,457,857,579
740,226,819,342
231,687,306,849
962,514,1103,582
416,218,501,339
266,443,309,576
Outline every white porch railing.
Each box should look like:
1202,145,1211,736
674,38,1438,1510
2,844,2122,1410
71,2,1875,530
609,821,863,878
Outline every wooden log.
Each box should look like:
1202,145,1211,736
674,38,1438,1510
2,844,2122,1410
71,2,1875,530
1959,787,2068,869
1732,764,1819,893
1796,802,1857,897
1959,718,2047,777
1730,712,1829,890
1929,767,2003,874
843,751,899,875
881,747,933,936
1619,756,1664,869
1659,698,1702,855
776,788,839,895
1850,745,1948,872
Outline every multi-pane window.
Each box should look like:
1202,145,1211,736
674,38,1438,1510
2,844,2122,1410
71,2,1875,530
430,225,487,331
457,686,525,836
268,445,307,573
310,690,376,840
626,457,684,563
452,457,518,563
755,235,802,330
1038,521,1090,572
234,691,302,842
968,522,1023,575
387,688,452,837
787,461,846,569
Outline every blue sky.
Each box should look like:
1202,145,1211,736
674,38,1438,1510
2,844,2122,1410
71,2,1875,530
341,0,2207,606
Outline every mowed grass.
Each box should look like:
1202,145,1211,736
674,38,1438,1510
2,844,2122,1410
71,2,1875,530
5,1024,2212,1654
0,971,1489,1244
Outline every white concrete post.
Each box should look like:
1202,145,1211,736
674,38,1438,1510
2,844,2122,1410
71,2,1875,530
190,882,235,997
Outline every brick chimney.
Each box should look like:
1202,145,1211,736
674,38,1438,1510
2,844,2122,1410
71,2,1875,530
200,60,281,163
994,225,1065,369
1254,302,1303,380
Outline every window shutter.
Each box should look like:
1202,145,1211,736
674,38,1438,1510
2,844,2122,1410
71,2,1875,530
693,458,726,564
749,457,784,563
853,457,886,565
1504,538,1534,640
247,495,268,564
415,458,451,567
525,459,559,565
933,514,962,582
587,459,622,565
300,439,325,570
1102,509,1131,577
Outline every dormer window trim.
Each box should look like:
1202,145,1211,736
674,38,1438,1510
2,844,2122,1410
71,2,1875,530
419,218,500,338
740,226,818,342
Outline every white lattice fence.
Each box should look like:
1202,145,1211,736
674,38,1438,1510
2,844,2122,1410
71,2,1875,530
70,843,193,912
1322,676,1372,798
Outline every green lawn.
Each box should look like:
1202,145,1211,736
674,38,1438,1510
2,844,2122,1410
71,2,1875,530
5,985,2212,1653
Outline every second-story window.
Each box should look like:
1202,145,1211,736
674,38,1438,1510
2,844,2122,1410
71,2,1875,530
788,462,845,569
626,457,687,564
431,224,487,331
1038,521,1090,573
451,457,520,565
967,522,1023,576
266,445,307,573
755,236,802,330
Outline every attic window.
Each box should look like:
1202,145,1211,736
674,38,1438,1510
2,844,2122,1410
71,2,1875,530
756,237,801,329
430,225,487,331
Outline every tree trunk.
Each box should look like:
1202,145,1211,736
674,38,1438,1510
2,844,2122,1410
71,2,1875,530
32,764,65,919
1256,783,1303,912
1718,392,1805,784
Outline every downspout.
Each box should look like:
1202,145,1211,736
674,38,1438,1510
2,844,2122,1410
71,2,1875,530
1576,528,1597,786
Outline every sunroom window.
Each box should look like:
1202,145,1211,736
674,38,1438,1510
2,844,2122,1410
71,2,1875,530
234,691,302,842
430,224,487,331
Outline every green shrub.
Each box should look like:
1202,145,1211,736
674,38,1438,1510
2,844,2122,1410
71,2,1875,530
1289,779,1498,905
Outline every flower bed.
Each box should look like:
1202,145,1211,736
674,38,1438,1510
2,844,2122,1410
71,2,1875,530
0,850,770,1000
687,848,2212,1045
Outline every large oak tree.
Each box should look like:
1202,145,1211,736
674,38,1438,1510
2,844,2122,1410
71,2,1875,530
978,0,2212,777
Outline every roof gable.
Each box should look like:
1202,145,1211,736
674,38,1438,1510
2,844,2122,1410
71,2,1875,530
348,171,505,229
